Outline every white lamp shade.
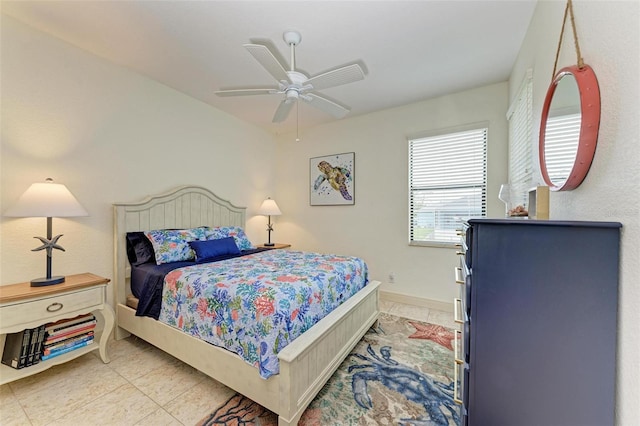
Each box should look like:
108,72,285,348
258,198,282,216
4,179,88,218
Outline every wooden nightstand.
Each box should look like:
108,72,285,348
258,243,291,250
0,273,114,385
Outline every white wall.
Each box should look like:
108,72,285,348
509,1,639,423
0,16,276,298
274,82,509,304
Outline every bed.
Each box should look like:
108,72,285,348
113,185,380,425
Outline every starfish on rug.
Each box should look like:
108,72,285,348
407,321,455,351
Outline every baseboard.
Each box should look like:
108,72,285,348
379,290,453,313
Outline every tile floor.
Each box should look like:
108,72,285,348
0,301,453,425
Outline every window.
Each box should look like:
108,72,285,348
409,126,487,246
507,69,533,208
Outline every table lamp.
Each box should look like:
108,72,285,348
3,178,88,286
258,198,282,247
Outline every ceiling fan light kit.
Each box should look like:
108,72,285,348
283,30,302,47
215,30,365,124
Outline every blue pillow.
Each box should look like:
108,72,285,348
189,237,240,262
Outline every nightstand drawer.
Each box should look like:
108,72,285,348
0,286,104,330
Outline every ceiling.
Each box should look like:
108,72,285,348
1,1,537,135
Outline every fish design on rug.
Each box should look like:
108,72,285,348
349,345,459,425
313,160,352,201
408,321,455,351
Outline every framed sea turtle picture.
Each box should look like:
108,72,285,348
310,152,355,206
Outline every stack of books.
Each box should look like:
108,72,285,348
1,313,96,369
41,314,96,361
1,324,46,369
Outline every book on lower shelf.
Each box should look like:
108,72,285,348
25,324,46,367
41,337,94,361
1,328,31,369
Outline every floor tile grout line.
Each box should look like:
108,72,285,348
11,390,34,426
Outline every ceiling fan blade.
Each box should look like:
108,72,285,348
303,93,350,119
305,64,365,91
244,44,290,83
215,88,277,97
272,99,295,123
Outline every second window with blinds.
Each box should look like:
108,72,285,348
408,125,487,246
507,69,533,207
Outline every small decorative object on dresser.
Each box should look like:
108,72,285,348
0,273,114,384
453,219,621,426
497,183,512,217
527,185,549,219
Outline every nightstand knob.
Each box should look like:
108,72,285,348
46,302,64,312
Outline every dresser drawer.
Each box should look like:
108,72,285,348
458,257,471,314
0,286,104,330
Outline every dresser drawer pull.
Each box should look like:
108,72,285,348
454,298,464,324
46,302,64,313
454,329,463,364
453,361,463,405
455,267,464,284
455,251,465,256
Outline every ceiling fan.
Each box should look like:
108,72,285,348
215,31,365,123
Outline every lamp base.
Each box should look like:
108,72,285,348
30,276,65,287
264,243,275,247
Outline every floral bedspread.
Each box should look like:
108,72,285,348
158,250,369,379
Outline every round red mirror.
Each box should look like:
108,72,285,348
539,65,600,191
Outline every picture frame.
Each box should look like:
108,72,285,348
310,152,355,206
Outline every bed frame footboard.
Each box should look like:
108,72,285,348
277,280,380,425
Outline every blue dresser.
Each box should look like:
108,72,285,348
454,219,621,426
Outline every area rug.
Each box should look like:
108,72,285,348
197,313,459,425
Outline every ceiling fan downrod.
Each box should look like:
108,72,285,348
283,31,301,72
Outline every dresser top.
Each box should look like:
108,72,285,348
468,218,622,228
0,273,110,303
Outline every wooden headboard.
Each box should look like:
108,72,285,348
113,186,246,307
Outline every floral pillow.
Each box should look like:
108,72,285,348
144,227,208,265
205,226,254,251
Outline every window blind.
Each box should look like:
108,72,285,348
543,113,581,185
409,127,487,245
507,70,533,208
